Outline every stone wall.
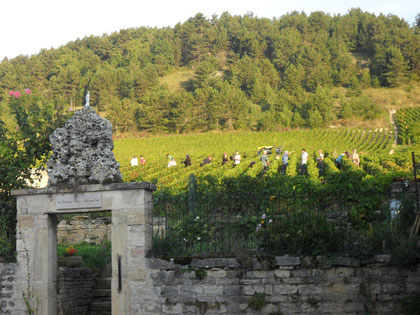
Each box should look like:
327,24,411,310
143,256,420,314
57,216,112,245
0,263,97,315
57,216,162,245
2,257,420,314
57,267,97,315
0,263,16,314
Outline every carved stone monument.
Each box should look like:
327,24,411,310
47,106,122,186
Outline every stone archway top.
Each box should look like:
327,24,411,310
11,181,156,196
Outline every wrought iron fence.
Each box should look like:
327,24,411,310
152,185,419,258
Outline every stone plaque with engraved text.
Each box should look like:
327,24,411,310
56,192,102,210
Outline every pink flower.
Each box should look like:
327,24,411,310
25,88,31,94
16,126,19,130
9,91,14,96
14,91,21,98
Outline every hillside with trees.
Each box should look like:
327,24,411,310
1,9,420,134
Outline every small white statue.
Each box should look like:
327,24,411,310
85,91,90,106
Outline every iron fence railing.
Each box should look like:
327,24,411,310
152,187,419,258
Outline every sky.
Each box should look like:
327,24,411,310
0,0,419,61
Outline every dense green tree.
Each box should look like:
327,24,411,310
383,46,408,86
0,9,418,135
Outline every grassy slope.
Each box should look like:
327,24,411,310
159,68,195,92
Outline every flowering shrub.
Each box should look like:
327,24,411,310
64,245,79,256
255,211,273,232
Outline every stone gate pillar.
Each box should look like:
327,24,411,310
12,182,155,315
12,188,58,314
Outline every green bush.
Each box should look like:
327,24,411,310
58,242,111,272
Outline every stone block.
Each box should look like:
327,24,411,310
224,285,242,296
335,266,355,277
332,283,360,293
264,284,273,295
373,254,392,263
297,284,326,295
202,285,224,295
246,270,274,278
382,283,402,294
18,215,34,229
252,285,265,294
274,256,301,266
344,302,365,312
162,303,183,314
274,269,291,278
147,259,176,270
207,269,227,278
332,256,360,267
292,269,312,277
244,285,255,295
273,284,298,295
191,258,240,269
161,285,179,297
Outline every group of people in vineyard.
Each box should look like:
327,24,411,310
277,147,360,177
167,151,242,168
130,155,146,166
130,147,361,176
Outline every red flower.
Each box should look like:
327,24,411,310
9,91,14,96
25,88,31,94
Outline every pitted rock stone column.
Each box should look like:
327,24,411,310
47,106,122,186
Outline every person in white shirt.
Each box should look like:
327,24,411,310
301,149,309,177
233,151,241,167
168,158,177,167
352,149,360,167
130,156,139,166
317,150,324,177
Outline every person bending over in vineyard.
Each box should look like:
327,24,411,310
233,151,241,167
168,157,177,168
352,149,360,167
201,156,212,166
301,149,309,177
181,154,191,167
335,153,345,170
282,151,294,174
131,156,139,166
316,150,324,177
260,150,270,174
140,156,146,165
222,152,229,165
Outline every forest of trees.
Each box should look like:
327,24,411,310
1,9,420,133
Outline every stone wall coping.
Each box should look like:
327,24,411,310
11,181,156,196
146,255,398,270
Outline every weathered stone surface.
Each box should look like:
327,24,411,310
57,267,97,315
0,263,16,315
274,256,301,266
144,258,420,315
191,258,240,269
373,254,392,263
332,256,360,267
47,106,122,186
